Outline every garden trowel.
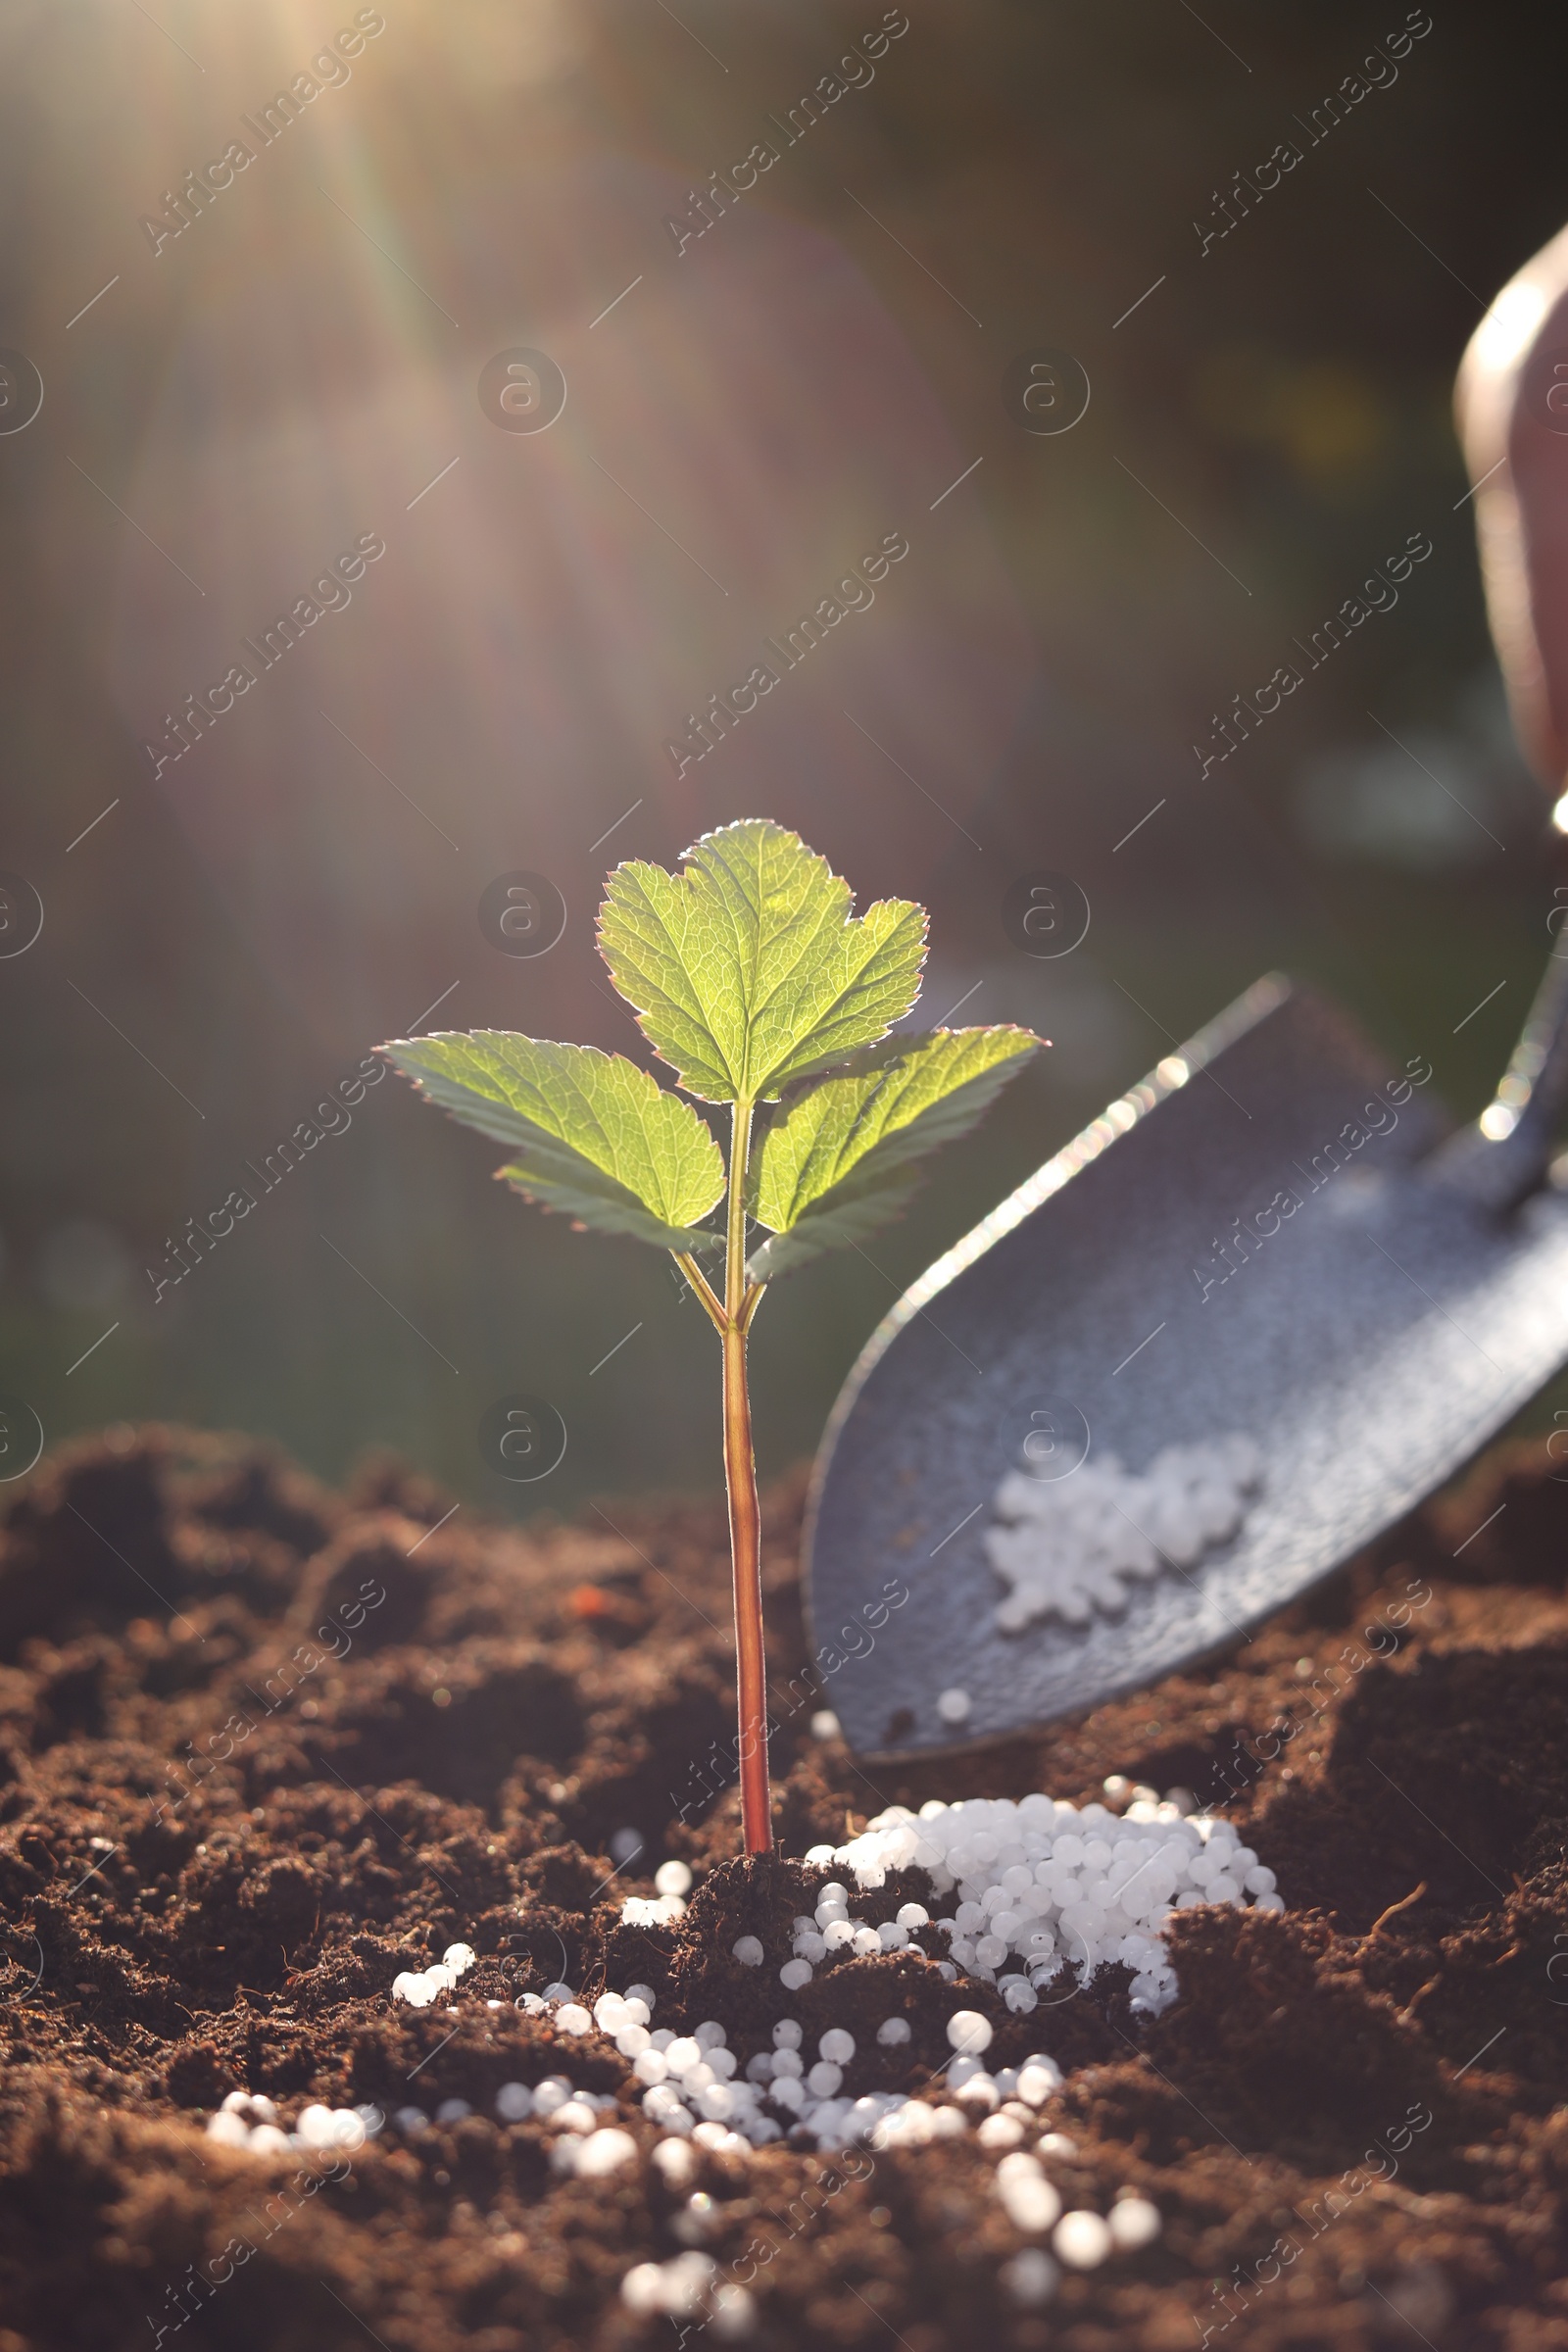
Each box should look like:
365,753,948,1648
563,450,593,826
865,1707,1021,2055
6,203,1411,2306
804,231,1568,1762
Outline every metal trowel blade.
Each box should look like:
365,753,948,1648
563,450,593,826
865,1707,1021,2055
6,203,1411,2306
803,974,1568,1761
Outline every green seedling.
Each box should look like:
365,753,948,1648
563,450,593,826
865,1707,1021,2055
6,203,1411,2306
378,820,1042,1854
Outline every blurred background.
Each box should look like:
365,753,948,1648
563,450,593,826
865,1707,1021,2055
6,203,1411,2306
3,0,1567,1517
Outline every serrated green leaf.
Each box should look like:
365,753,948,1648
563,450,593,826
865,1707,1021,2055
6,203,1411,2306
378,1032,725,1250
597,819,927,1103
746,1026,1040,1280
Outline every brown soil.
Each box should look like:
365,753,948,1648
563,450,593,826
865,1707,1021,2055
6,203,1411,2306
2,1424,1567,2352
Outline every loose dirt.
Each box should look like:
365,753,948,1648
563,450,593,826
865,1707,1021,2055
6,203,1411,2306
2,1424,1566,2350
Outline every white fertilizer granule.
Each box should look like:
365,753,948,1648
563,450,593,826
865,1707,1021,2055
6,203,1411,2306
366,1784,1275,2242
207,2092,379,2158
391,1941,477,2007
1054,2209,1115,2270
1002,2246,1060,2307
985,1434,1263,1632
825,1788,1282,2014
620,1891,688,1927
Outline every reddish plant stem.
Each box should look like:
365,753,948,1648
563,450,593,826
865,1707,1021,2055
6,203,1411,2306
723,1315,770,1852
723,1100,771,1854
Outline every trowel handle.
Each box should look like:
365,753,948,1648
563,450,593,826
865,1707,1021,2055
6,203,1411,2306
1455,222,1568,789
1434,235,1568,1209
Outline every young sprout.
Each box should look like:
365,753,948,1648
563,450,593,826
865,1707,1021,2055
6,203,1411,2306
379,821,1041,1854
